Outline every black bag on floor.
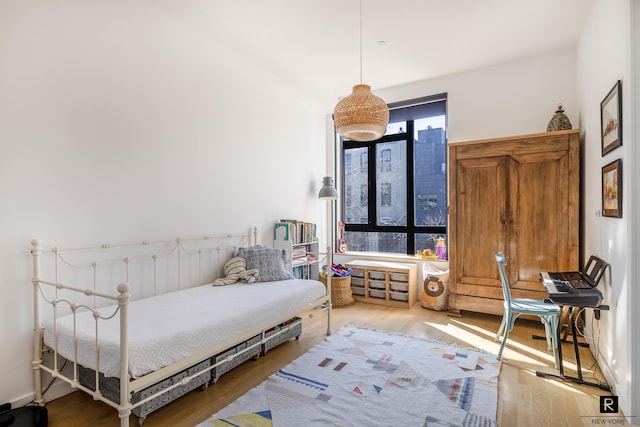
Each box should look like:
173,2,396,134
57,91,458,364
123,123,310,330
0,403,47,427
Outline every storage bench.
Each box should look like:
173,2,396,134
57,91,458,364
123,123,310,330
345,260,417,308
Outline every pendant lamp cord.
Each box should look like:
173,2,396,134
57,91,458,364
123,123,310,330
359,0,363,84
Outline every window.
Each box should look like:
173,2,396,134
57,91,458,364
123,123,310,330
380,148,392,171
380,182,391,207
340,94,447,256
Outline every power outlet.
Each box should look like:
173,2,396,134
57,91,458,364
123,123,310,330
40,332,52,353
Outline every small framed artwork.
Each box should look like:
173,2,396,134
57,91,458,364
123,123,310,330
602,159,622,218
601,80,622,156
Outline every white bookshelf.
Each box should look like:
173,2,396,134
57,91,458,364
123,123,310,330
273,239,319,280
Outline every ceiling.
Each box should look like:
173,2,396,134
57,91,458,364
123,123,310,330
158,0,593,103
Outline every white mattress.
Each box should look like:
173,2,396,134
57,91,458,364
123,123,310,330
43,279,326,378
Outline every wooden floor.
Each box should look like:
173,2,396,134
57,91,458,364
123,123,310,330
44,302,621,427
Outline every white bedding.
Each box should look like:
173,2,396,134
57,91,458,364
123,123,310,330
43,279,326,378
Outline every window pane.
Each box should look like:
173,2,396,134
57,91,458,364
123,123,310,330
414,117,447,227
384,121,407,136
415,233,447,259
344,147,368,224
376,141,406,226
344,231,407,254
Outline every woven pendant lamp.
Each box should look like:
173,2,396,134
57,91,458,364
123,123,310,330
333,0,389,142
334,84,389,141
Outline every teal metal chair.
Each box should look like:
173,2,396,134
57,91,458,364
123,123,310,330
495,252,560,368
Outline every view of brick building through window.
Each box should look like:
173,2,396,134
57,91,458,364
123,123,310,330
342,99,447,256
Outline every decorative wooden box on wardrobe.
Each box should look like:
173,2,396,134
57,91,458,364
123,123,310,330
447,129,580,317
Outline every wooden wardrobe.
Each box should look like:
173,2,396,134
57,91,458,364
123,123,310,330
447,129,580,316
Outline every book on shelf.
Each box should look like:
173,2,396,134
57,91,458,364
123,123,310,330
274,222,292,241
293,264,309,279
275,219,317,244
277,219,298,243
292,247,307,258
291,255,318,268
292,257,308,268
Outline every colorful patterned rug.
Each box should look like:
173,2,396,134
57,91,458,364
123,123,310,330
198,326,501,427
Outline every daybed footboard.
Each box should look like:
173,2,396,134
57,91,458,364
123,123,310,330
31,230,332,427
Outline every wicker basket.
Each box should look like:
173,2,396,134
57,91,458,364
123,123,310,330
319,272,354,307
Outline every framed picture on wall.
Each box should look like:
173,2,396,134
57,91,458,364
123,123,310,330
601,80,622,156
602,159,622,218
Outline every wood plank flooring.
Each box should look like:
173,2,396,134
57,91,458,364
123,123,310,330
43,302,619,426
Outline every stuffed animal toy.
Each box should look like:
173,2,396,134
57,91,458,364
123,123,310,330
213,256,258,286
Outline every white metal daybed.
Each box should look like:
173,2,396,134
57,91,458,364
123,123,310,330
30,228,332,426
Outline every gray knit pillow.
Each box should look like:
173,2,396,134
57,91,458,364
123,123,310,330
237,245,294,282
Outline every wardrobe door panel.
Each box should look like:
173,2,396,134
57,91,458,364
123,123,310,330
456,156,507,288
510,151,569,290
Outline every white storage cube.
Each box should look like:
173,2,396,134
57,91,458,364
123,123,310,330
351,277,364,286
351,286,365,296
389,272,409,282
390,281,408,292
369,289,386,299
390,291,409,301
368,279,386,290
351,268,365,278
369,270,386,280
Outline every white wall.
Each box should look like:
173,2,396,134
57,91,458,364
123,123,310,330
0,2,327,406
577,0,638,417
378,48,578,143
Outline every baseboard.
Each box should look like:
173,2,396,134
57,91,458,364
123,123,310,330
42,381,73,403
585,331,618,394
596,356,617,394
11,381,73,409
10,393,36,409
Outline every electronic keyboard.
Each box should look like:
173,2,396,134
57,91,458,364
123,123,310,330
540,272,603,307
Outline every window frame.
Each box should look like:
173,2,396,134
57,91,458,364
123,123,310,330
339,94,448,255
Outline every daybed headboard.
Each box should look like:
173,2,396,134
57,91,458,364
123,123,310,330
31,227,257,312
